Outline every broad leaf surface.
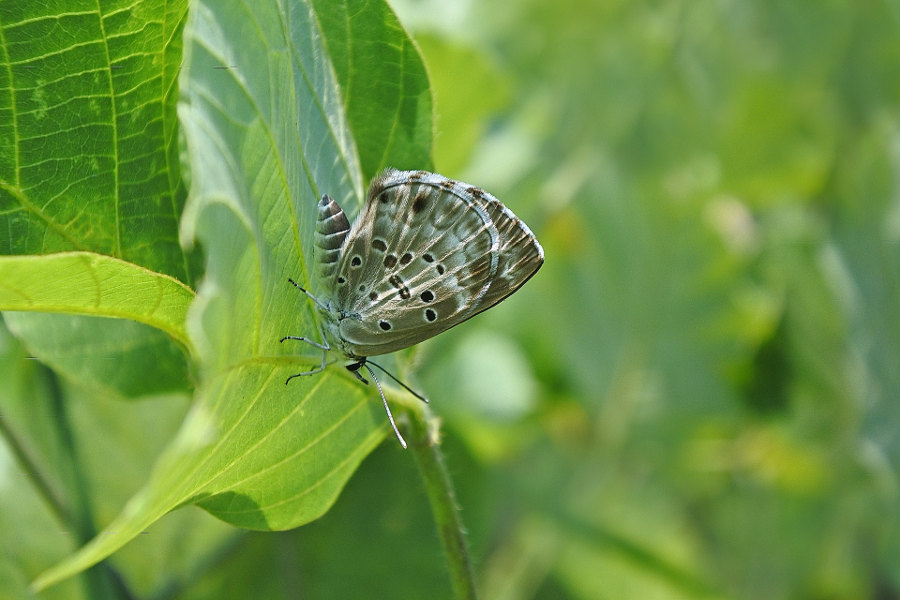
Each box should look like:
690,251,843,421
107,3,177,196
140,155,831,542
0,1,189,276
32,0,432,590
0,251,194,396
0,0,195,398
0,252,194,347
311,0,434,176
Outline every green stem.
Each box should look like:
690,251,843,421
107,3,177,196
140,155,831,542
44,366,126,600
407,409,478,600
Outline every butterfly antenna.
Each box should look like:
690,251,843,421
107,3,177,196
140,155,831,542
362,363,408,449
366,360,429,404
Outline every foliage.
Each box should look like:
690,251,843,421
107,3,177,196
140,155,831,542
406,0,900,598
2,0,900,599
1,0,438,596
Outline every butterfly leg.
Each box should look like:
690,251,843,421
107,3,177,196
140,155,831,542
287,277,330,312
279,335,328,351
281,326,332,383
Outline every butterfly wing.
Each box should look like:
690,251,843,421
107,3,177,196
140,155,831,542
326,169,543,357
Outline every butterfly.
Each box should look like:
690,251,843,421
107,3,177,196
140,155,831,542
282,168,544,447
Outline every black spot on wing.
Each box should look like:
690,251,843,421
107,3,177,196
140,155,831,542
389,274,411,299
412,192,429,214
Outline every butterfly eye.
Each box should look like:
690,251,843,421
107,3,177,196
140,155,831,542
379,320,392,330
424,309,437,322
420,290,434,302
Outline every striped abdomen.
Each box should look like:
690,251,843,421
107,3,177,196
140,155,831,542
314,194,351,283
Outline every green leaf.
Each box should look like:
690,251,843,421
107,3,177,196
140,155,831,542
0,252,195,396
0,252,194,348
312,0,434,177
5,313,193,398
0,0,198,400
0,0,193,282
32,0,432,590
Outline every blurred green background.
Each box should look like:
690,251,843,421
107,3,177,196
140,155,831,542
2,1,898,598
371,0,899,598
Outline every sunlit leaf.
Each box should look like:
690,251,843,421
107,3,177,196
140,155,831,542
29,0,432,590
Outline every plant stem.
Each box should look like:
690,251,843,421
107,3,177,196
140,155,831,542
407,409,478,600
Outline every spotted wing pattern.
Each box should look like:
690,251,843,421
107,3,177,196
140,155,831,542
314,168,544,357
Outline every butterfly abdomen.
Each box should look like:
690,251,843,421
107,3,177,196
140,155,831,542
315,194,351,283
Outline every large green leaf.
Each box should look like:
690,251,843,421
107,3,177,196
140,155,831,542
31,0,432,590
0,251,195,397
0,252,194,347
0,0,191,279
0,0,196,399
312,0,434,177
